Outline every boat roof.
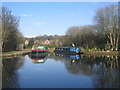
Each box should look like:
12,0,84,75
33,45,45,47
55,47,79,49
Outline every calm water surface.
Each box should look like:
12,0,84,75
2,53,120,88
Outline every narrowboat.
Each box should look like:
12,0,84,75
31,45,48,54
54,47,81,54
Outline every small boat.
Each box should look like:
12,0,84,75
31,45,48,54
54,47,81,54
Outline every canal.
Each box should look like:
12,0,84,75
2,53,120,88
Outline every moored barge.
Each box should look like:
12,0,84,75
31,45,48,54
54,47,81,54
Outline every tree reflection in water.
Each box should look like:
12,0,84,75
52,53,120,88
2,55,25,88
2,53,120,88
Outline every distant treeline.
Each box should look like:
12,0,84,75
26,35,65,47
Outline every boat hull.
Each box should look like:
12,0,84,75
54,47,81,55
32,50,48,53
54,50,80,55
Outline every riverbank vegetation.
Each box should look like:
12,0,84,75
1,7,24,52
1,4,120,54
64,4,120,51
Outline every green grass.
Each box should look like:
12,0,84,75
25,46,32,49
46,44,57,48
1,48,31,55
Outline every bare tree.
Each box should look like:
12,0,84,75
94,5,119,51
66,25,95,48
2,6,23,52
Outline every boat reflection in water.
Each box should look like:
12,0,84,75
54,52,80,62
29,53,48,64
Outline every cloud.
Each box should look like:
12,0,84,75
19,14,32,17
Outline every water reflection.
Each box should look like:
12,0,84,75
2,53,120,88
2,56,25,88
51,54,120,88
29,53,48,64
55,52,80,59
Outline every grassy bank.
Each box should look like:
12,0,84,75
48,48,120,56
1,48,31,58
1,48,53,58
48,48,55,52
1,48,54,57
82,51,120,56
1,47,119,59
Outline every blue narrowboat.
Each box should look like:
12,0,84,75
54,47,81,54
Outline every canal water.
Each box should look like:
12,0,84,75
2,53,120,88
